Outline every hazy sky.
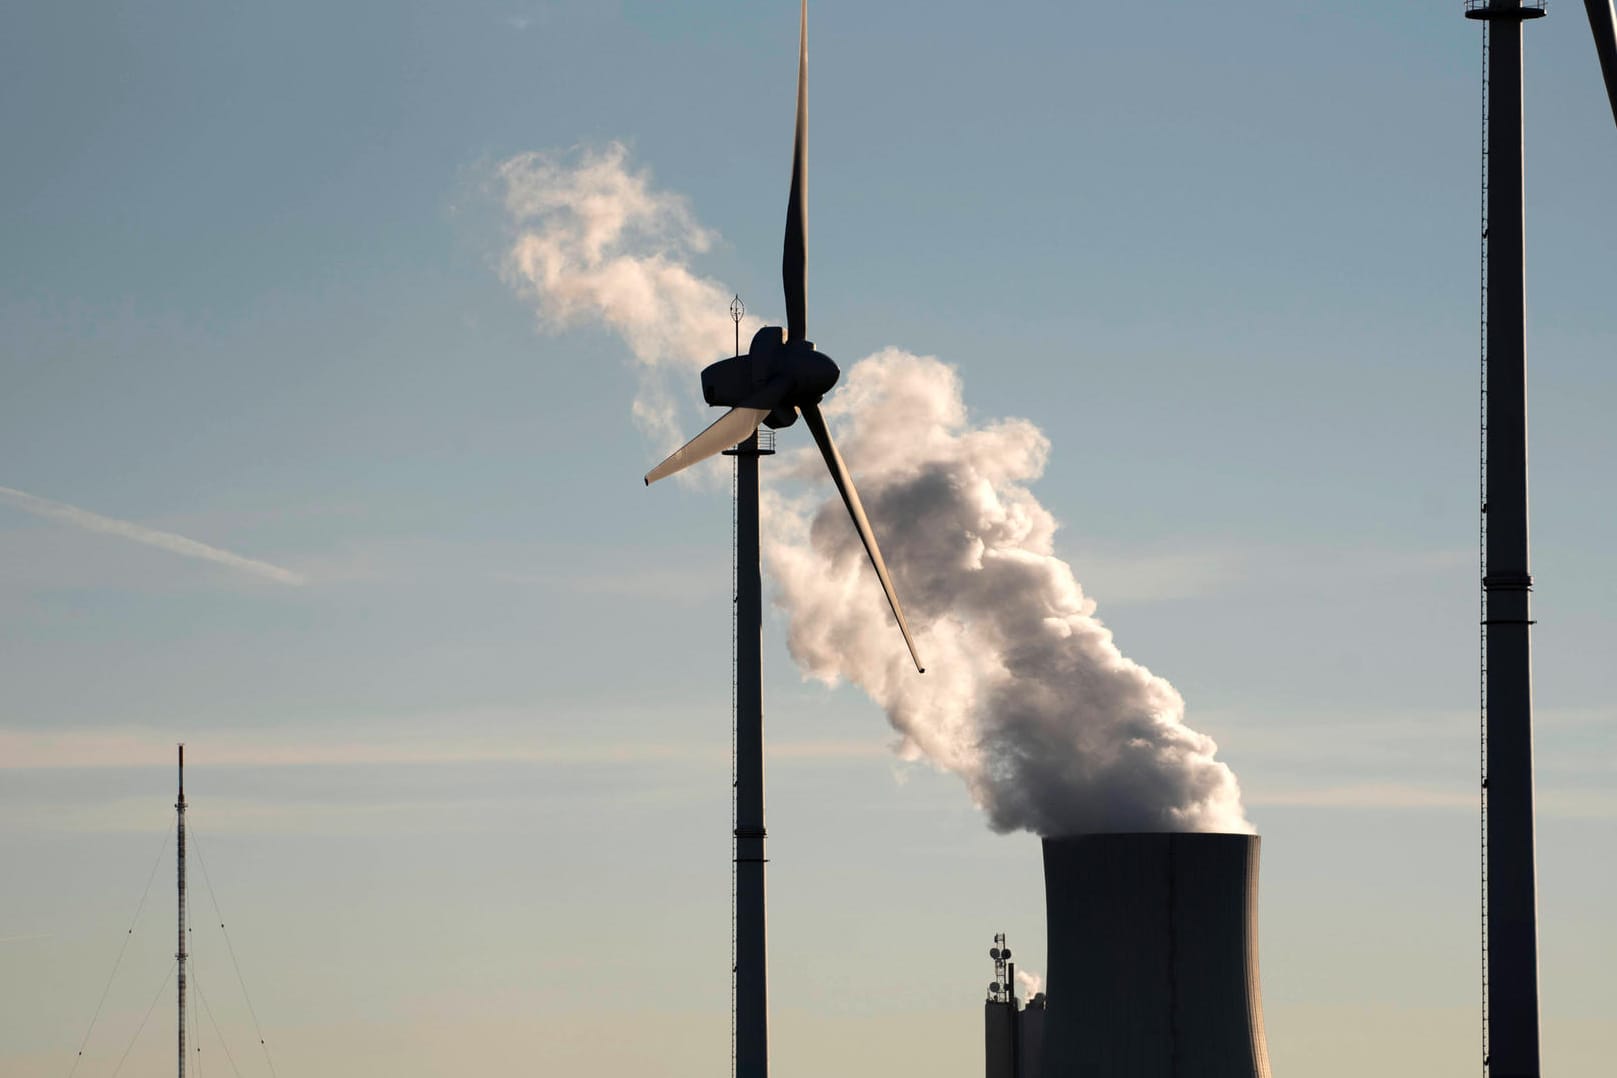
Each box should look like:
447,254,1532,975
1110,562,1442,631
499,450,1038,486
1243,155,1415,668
3,3,1614,1076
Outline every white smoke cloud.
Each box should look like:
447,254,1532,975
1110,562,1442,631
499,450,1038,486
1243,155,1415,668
496,145,1251,837
498,142,761,448
764,354,1249,834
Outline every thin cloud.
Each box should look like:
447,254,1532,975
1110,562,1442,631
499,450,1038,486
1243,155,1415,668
0,726,889,770
0,933,52,945
492,564,722,604
0,486,305,586
1246,783,1476,809
1245,781,1617,819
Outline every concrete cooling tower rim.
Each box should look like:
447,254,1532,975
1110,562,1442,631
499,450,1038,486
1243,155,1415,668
1039,831,1271,1078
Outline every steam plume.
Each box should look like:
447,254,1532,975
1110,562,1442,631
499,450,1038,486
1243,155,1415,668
498,146,1250,836
499,143,759,446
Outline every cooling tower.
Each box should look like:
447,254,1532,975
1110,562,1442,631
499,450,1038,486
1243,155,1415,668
1040,833,1270,1078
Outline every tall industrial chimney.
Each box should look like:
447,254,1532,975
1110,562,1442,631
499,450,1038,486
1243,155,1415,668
1039,833,1270,1078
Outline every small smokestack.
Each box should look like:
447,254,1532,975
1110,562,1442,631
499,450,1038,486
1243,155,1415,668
1040,833,1270,1078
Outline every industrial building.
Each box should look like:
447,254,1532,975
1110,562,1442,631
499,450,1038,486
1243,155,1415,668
984,933,1046,1078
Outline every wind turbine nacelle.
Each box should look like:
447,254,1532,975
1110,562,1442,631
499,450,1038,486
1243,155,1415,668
701,326,839,413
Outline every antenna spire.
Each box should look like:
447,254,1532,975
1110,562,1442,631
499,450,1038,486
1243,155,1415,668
176,744,187,1078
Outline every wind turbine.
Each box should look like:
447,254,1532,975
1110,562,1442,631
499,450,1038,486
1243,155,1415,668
642,3,923,1075
1464,3,1617,1076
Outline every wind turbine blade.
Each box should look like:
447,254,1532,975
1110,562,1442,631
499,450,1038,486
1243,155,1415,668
1586,0,1617,130
782,0,808,343
644,408,768,486
800,403,925,673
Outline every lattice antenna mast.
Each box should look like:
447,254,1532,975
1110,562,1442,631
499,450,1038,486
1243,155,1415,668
987,934,1012,1004
175,744,187,1078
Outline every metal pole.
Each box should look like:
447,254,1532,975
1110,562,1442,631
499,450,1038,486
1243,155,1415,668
1470,3,1543,1074
176,744,187,1078
1008,961,1020,1078
733,433,768,1078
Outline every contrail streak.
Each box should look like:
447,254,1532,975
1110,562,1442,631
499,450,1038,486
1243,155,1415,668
0,486,306,586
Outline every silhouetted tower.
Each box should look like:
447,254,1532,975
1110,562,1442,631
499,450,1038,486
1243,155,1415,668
1465,4,1545,1074
642,7,926,1072
175,744,188,1078
985,935,1045,1078
985,934,1017,1078
726,295,776,1078
1463,2,1617,1073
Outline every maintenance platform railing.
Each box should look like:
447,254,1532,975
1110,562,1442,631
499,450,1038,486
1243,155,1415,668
1465,0,1547,19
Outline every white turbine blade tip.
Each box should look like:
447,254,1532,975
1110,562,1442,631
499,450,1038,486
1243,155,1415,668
643,407,768,486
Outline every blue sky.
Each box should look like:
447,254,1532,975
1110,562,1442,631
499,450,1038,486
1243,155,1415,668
2,3,1614,1076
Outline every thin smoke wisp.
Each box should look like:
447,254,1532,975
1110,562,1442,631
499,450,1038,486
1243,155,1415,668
499,142,760,448
497,145,1251,836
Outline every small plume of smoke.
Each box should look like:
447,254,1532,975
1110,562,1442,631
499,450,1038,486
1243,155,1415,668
1015,968,1044,1000
498,143,760,447
496,144,1251,838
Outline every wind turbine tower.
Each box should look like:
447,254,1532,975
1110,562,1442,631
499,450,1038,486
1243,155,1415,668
1463,3,1617,1076
723,317,774,1078
643,7,924,1075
